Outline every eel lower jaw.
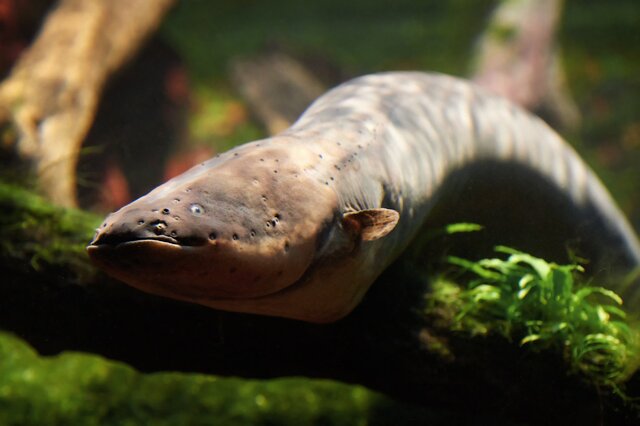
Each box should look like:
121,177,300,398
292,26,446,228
88,233,210,249
85,240,337,321
86,239,185,269
87,237,178,251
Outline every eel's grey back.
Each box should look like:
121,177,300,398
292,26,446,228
293,72,640,307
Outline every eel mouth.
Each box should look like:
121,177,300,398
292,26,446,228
86,238,185,263
88,237,177,251
89,232,207,249
90,234,179,247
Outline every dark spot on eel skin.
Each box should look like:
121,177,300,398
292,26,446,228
230,267,237,273
318,154,324,159
250,230,256,237
232,234,239,240
277,270,283,277
284,241,290,252
162,208,170,215
209,232,217,241
170,230,177,237
137,219,144,225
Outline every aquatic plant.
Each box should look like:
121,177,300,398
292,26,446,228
427,245,640,389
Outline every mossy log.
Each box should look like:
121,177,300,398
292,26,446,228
1,181,639,425
0,332,455,426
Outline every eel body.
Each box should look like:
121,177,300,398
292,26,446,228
87,72,640,323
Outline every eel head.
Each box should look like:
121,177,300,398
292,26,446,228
87,143,399,322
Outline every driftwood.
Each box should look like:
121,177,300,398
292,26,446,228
471,0,581,131
0,0,176,207
231,2,580,138
229,51,327,135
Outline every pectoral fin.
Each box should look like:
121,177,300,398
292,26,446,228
342,208,400,241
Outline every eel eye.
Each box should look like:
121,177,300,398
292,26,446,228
190,203,204,215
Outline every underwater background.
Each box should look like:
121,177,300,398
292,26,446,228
1,0,640,424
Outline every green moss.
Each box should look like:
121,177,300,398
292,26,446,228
0,182,101,283
426,246,640,388
0,332,448,426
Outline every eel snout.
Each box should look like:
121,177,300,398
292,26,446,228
88,198,317,301
90,203,210,248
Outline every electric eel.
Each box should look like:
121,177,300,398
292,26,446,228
87,72,640,323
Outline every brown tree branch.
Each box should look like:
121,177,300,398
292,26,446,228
0,0,176,206
471,0,581,131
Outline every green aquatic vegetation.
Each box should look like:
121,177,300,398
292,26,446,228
427,245,640,388
0,182,102,282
